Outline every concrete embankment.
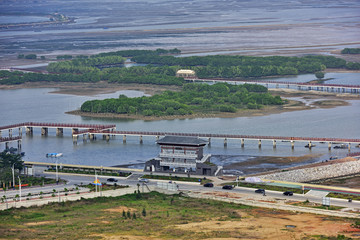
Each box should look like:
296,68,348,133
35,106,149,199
258,158,360,182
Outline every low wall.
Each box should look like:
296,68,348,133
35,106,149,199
259,159,360,182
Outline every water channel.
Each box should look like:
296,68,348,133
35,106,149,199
0,73,359,175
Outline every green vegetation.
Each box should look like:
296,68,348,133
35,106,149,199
0,151,24,189
327,192,360,201
142,174,212,184
3,48,359,87
341,48,360,54
48,55,126,74
80,82,283,117
132,54,360,76
0,192,253,239
291,200,344,211
17,54,37,59
45,167,131,177
226,181,309,194
82,183,129,192
315,71,325,80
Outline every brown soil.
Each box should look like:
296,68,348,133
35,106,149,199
24,220,56,226
174,210,358,240
224,154,324,175
103,206,137,213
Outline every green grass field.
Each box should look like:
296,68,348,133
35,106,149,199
0,192,252,239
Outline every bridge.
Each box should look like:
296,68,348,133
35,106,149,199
0,122,116,150
1,122,359,150
73,129,360,150
185,78,360,94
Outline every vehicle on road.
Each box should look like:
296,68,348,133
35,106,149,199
283,191,293,196
107,178,118,182
204,183,214,187
139,178,149,183
255,189,265,194
222,185,233,190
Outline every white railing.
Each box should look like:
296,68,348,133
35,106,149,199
196,154,211,163
159,161,196,168
159,152,197,159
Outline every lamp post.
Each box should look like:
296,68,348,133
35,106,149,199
55,159,59,184
94,169,97,194
18,176,21,202
11,163,15,189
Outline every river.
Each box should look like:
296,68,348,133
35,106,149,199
0,73,359,175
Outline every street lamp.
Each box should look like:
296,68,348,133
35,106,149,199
18,176,21,202
11,163,15,189
55,159,59,184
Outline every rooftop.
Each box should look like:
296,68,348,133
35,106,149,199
157,135,208,147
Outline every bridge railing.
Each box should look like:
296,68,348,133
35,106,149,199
0,136,22,142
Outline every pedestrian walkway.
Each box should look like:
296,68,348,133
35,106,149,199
305,190,330,198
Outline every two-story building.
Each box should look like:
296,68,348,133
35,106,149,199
144,135,222,176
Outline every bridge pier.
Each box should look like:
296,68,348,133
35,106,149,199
140,135,143,144
156,136,159,141
41,127,48,136
208,138,211,145
72,128,78,134
328,142,332,150
308,141,312,149
56,128,63,136
17,140,21,150
258,139,261,148
73,135,78,144
5,142,9,149
123,135,126,143
241,138,244,148
26,127,33,135
291,141,295,149
89,133,95,140
348,143,351,150
9,128,12,137
83,134,87,141
224,138,227,147
106,134,110,142
273,139,276,148
0,130,1,138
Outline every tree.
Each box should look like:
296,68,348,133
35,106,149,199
315,71,325,80
0,151,24,187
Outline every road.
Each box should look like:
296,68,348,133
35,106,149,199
1,172,359,210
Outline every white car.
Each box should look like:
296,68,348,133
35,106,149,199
138,178,149,183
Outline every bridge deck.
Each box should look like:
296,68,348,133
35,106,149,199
24,161,142,173
79,130,360,144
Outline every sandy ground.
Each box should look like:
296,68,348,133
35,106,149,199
85,207,360,240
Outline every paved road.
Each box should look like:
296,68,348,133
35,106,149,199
1,172,359,211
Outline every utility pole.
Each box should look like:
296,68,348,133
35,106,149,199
18,176,21,202
12,163,15,189
55,159,58,184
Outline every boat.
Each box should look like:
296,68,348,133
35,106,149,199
46,153,63,158
304,144,316,148
333,144,348,149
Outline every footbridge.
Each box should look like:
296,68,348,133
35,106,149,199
74,129,360,150
1,122,359,150
185,78,360,94
0,122,116,150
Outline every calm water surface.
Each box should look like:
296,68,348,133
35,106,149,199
0,75,359,174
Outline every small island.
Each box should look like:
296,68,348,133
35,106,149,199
78,82,284,119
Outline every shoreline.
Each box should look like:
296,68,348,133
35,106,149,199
0,81,356,121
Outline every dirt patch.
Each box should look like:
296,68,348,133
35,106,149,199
313,100,349,108
174,211,356,239
89,234,160,240
103,206,137,213
25,221,56,226
224,154,323,175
